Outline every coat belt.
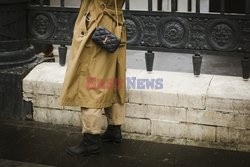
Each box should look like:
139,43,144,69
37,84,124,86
95,1,124,25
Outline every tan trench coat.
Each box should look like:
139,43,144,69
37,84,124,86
59,0,126,108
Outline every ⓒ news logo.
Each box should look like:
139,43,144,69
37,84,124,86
87,77,164,90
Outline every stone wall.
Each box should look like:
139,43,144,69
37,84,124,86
23,63,250,152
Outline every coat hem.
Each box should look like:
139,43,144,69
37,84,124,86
59,98,126,109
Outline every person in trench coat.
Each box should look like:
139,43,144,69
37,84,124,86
59,0,126,156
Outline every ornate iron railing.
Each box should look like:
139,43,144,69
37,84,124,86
28,0,250,79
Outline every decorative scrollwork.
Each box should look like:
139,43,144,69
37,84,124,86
26,7,249,55
52,12,73,41
188,18,209,50
158,17,189,48
207,20,239,51
165,21,184,44
125,19,137,41
211,24,233,47
124,15,144,45
142,16,160,47
30,13,54,40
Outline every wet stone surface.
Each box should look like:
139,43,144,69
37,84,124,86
0,119,250,167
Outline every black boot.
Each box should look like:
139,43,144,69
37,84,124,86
101,125,122,143
65,133,101,157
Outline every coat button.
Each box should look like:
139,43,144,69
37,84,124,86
100,3,106,10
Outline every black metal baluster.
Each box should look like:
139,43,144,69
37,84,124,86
188,0,192,12
59,45,67,66
220,0,225,14
171,0,177,12
146,1,154,72
145,51,155,73
246,0,250,14
158,0,163,11
192,53,203,76
242,57,250,80
125,0,130,10
148,0,153,11
61,0,65,7
196,0,200,13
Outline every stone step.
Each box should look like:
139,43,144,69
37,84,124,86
23,62,250,152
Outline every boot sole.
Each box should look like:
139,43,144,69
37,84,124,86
65,148,100,157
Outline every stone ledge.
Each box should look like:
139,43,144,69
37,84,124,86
23,63,65,96
23,62,250,152
187,109,250,129
23,62,214,109
126,69,212,109
206,75,250,113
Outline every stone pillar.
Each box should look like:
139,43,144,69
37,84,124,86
0,0,37,69
0,0,38,119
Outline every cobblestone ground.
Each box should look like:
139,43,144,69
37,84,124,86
0,119,250,167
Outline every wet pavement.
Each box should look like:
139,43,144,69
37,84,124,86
0,119,250,167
